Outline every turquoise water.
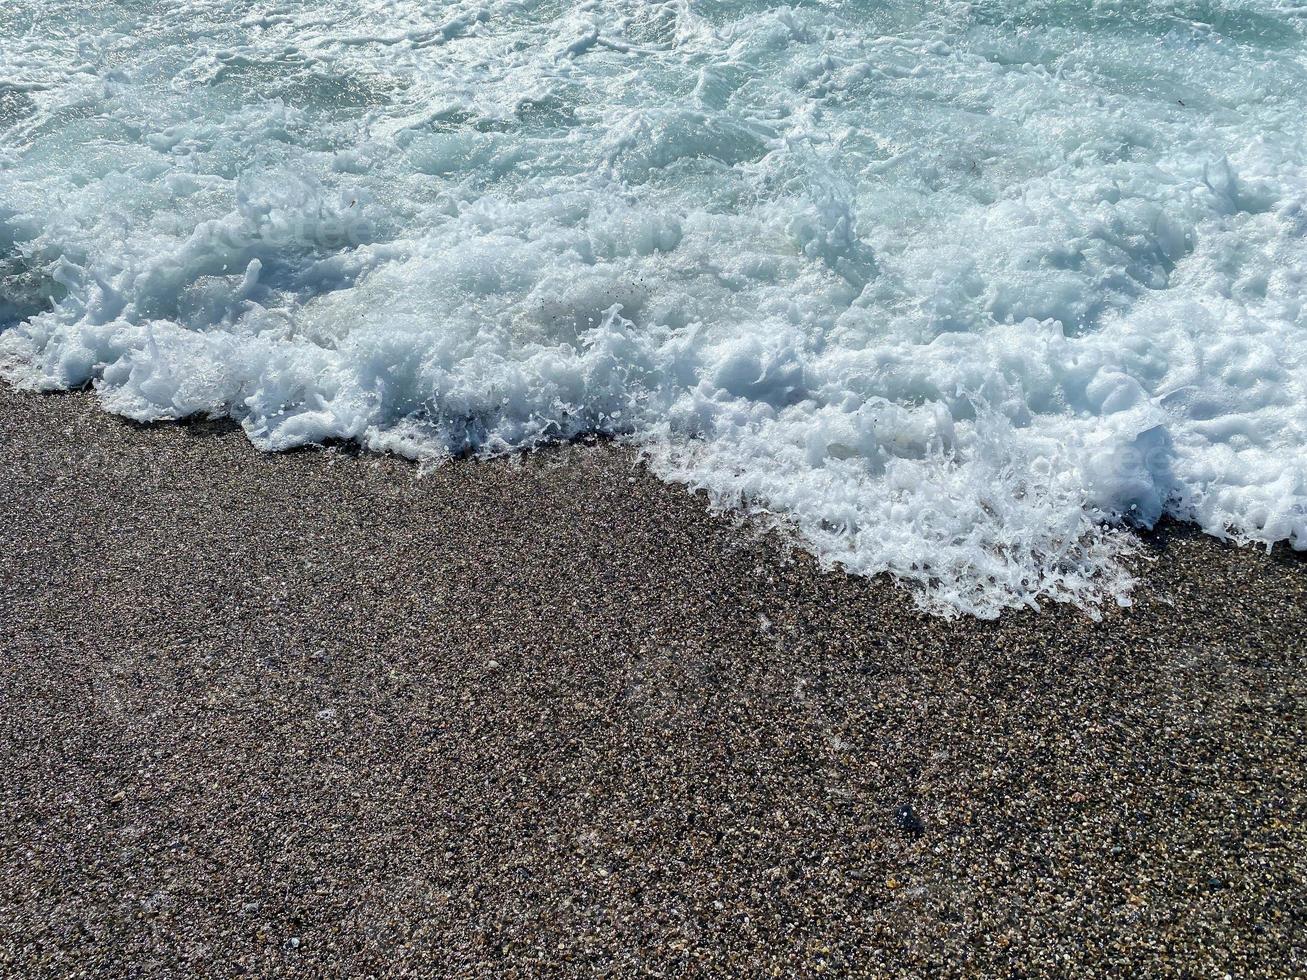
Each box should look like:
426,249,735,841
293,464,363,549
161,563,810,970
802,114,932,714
2,1,1305,615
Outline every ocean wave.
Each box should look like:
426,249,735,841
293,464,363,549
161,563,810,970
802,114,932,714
2,0,1304,616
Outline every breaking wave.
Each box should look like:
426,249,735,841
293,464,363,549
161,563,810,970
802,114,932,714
3,0,1305,615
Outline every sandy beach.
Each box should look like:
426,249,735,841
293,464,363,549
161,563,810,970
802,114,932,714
0,383,1303,977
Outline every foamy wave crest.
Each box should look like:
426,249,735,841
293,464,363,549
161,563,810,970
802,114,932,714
3,0,1305,616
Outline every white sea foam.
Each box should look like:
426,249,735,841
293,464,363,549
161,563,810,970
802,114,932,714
2,0,1305,616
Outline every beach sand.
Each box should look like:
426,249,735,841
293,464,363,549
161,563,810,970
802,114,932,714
1,384,1303,977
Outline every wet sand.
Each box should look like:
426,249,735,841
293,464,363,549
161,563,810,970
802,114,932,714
1,384,1303,977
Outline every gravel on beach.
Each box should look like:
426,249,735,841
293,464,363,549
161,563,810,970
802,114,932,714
1,385,1304,977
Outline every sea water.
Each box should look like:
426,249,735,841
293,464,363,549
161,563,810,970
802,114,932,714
2,0,1304,616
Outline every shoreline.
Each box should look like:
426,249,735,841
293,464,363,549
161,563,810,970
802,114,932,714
1,385,1303,976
